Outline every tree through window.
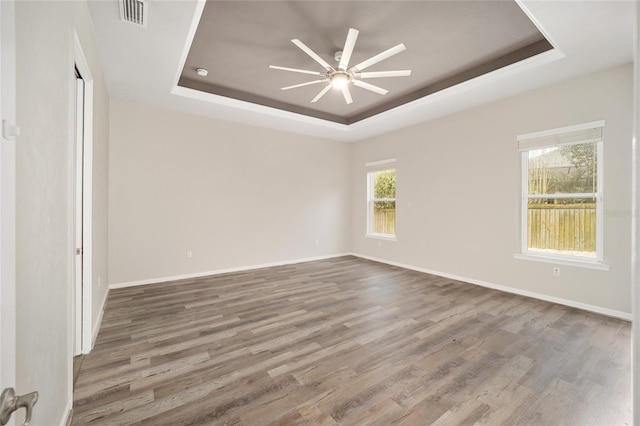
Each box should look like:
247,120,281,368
367,168,396,237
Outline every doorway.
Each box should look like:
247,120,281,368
73,66,85,356
72,32,94,358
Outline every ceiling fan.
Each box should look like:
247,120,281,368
269,28,411,105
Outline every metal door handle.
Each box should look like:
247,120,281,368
0,388,38,426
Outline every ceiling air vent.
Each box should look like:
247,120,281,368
119,0,147,28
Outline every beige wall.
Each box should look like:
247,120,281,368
15,1,109,423
108,99,351,285
91,59,110,334
351,64,633,315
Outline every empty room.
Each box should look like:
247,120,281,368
1,0,639,425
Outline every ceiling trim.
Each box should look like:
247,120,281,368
171,36,565,143
171,0,206,90
514,0,560,50
347,39,553,124
346,47,566,136
177,38,553,126
177,77,349,124
171,85,349,132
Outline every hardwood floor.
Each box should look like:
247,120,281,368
72,256,631,425
74,354,86,387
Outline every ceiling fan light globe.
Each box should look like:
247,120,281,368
331,74,349,89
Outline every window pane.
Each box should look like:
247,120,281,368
528,142,597,195
373,170,396,199
527,198,596,258
372,200,395,235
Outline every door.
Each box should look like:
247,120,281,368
73,70,84,356
73,33,94,356
0,0,18,423
0,3,38,425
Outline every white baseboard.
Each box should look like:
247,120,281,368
109,253,351,290
60,397,73,426
351,253,632,321
108,251,631,320
89,287,109,351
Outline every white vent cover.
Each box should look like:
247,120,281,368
119,0,147,28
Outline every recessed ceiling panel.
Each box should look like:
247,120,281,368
179,0,552,125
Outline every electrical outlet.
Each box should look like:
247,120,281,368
187,250,193,258
315,239,319,246
553,267,560,276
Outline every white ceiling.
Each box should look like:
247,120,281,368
87,0,634,143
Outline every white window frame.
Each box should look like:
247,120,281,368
366,159,397,240
515,121,607,269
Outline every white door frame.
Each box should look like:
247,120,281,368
72,31,93,355
1,0,17,422
73,74,84,356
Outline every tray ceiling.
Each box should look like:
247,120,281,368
179,1,552,125
86,0,634,141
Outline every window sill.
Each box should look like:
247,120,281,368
365,234,397,242
513,253,610,271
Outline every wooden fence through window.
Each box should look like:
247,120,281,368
373,209,396,235
373,205,595,253
528,203,596,253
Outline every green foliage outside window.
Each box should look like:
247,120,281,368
373,170,395,210
528,142,596,203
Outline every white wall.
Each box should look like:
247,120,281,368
90,47,110,335
351,64,633,316
15,1,109,423
108,99,351,285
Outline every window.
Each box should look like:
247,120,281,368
518,121,604,263
367,161,396,238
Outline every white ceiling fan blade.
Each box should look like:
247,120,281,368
282,80,326,90
341,86,353,104
351,43,406,72
353,80,388,95
311,84,332,103
359,70,412,78
269,65,324,76
338,28,359,70
291,39,334,71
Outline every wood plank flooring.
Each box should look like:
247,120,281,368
72,256,631,425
